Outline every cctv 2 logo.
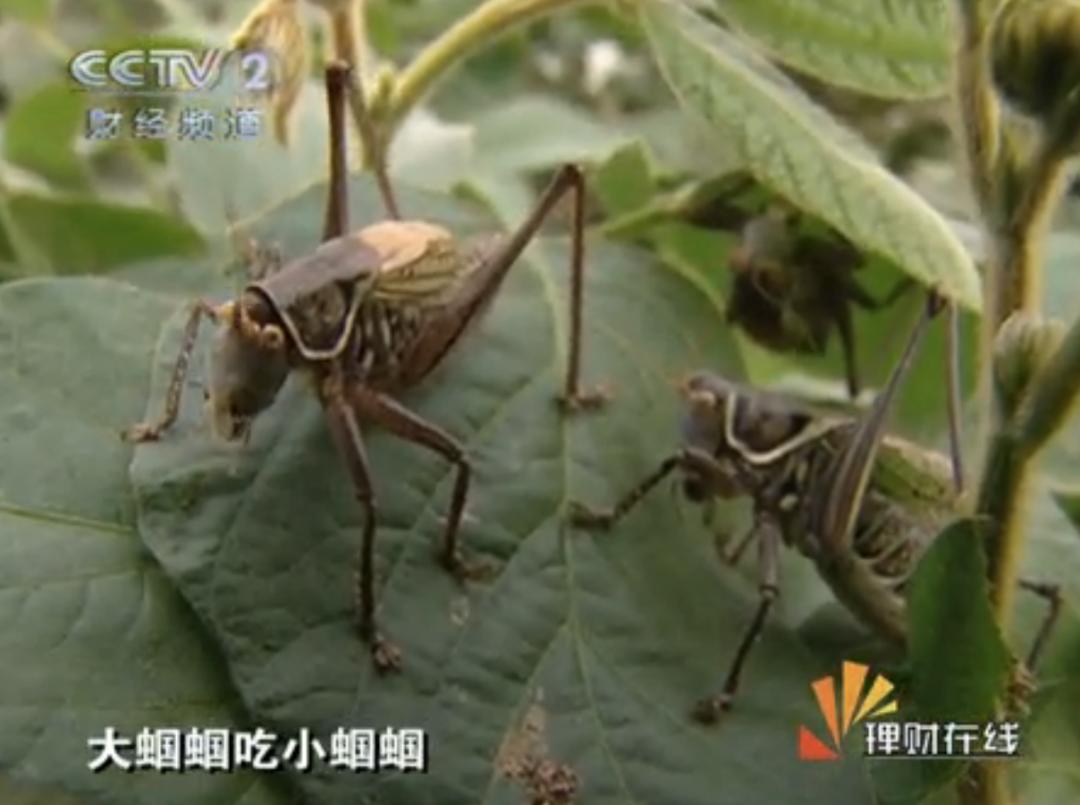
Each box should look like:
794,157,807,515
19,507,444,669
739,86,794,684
69,48,274,94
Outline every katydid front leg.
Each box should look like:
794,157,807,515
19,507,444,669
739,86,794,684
123,299,222,443
569,447,727,529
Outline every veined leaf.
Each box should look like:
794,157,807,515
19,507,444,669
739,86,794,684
6,194,206,275
641,0,981,311
714,0,950,98
125,177,873,804
0,278,291,805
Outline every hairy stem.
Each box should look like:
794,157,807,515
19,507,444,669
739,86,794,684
951,3,1008,804
972,315,1080,804
953,0,999,219
987,138,1067,328
326,0,401,218
386,0,595,131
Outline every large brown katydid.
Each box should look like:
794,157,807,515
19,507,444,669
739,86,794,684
123,62,607,672
569,294,1060,723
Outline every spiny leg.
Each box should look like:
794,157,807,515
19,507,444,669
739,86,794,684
813,293,941,553
122,300,219,443
470,164,605,411
569,455,681,530
319,370,401,673
694,511,781,724
570,446,730,530
323,62,351,242
343,382,486,582
557,163,605,411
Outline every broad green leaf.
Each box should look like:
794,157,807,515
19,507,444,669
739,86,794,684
168,78,332,236
641,0,981,311
471,95,634,174
594,141,657,217
128,176,875,803
908,520,1009,722
887,519,1011,797
3,82,87,189
713,0,950,98
389,108,475,193
0,277,290,805
5,194,205,275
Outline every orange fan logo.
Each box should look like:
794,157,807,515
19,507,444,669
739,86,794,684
798,660,898,761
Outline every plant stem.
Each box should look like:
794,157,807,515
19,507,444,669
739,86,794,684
951,3,1008,804
385,0,595,131
972,314,1080,804
326,0,401,218
953,0,999,219
987,138,1066,328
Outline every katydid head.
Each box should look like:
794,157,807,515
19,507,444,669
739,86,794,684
678,372,821,500
206,290,290,442
678,372,742,500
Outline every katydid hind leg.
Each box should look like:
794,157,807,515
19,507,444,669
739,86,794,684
694,512,780,724
122,300,216,443
558,163,607,411
343,383,488,582
320,375,402,673
471,164,607,411
814,293,940,553
322,62,351,242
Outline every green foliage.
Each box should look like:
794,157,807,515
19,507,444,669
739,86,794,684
1,1,1078,804
641,0,980,311
713,0,951,99
0,278,292,805
5,195,205,275
3,83,87,189
1055,488,1080,536
0,0,52,24
907,520,1009,722
895,519,1012,795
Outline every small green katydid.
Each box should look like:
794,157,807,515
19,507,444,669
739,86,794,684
570,293,1060,722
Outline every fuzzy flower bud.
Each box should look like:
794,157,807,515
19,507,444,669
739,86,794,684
231,0,309,145
991,0,1080,147
993,310,1065,420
